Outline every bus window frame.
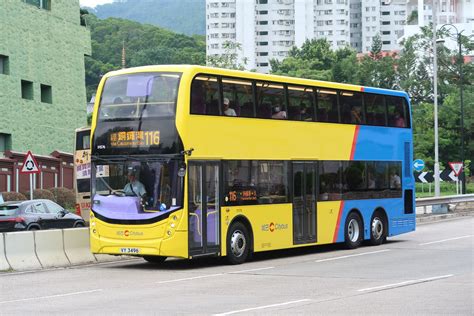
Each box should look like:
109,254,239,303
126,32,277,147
189,73,411,129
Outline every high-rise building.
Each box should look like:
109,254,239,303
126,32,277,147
206,0,408,73
361,0,407,53
403,0,474,52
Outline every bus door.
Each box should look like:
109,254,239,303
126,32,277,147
188,161,221,257
292,162,317,244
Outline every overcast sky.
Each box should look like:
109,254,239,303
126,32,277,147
80,0,114,8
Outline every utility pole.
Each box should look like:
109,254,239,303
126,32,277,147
432,0,440,197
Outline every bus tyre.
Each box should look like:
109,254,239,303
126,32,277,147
226,222,251,265
143,256,167,264
344,212,363,249
369,211,387,246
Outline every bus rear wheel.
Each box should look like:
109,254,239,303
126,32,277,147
143,256,167,264
369,211,387,246
226,222,251,265
344,212,363,249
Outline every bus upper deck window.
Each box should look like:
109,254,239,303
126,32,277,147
387,96,407,128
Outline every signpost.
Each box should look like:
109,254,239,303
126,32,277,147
20,151,40,200
413,159,425,172
448,162,463,195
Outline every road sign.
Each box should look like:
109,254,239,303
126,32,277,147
448,162,463,177
20,151,40,174
416,171,434,183
413,159,425,172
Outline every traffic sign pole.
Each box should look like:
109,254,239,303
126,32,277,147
29,174,33,200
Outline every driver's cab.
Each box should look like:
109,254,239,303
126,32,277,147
92,159,183,218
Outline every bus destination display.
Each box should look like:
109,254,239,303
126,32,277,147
110,130,160,148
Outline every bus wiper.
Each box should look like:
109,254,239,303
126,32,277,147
91,155,142,163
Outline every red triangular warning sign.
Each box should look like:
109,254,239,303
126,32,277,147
20,151,40,174
448,162,463,177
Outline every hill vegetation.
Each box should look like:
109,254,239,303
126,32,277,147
86,0,206,36
84,14,206,98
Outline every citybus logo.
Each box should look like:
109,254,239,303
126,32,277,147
261,222,288,232
116,230,144,237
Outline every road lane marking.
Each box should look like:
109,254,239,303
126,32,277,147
156,267,274,284
228,267,274,274
357,274,454,292
213,299,312,315
419,235,473,246
315,249,390,262
0,289,103,305
156,273,224,284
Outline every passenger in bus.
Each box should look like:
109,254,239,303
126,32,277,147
272,105,287,119
351,105,362,124
124,168,147,197
300,104,312,121
390,171,401,189
223,98,237,116
394,110,405,127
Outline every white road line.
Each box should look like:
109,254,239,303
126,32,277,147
228,267,274,274
213,299,312,316
357,274,454,292
0,289,103,305
419,235,473,246
156,273,224,284
315,249,391,262
156,267,274,284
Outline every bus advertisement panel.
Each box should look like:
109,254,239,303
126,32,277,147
74,127,91,221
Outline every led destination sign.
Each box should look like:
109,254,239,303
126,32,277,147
110,130,160,148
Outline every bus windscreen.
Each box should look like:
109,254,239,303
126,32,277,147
98,73,181,121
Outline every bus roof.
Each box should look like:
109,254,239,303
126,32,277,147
101,65,410,100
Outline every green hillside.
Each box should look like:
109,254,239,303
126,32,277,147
84,14,206,98
88,0,206,36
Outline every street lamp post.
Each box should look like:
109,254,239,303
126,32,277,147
438,24,466,194
432,4,440,197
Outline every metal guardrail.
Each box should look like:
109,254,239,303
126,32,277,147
416,194,474,207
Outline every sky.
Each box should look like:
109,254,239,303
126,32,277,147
79,0,114,8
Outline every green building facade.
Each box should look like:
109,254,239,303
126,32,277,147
0,0,91,155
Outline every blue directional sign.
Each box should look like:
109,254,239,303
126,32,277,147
413,159,425,172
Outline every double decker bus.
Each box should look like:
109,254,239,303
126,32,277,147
89,65,415,264
74,126,91,221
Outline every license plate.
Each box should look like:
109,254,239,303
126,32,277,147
120,247,140,254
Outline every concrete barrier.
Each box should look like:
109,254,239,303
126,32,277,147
63,227,96,265
5,231,42,271
34,229,70,268
0,233,11,271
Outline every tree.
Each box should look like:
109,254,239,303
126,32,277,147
206,41,247,70
270,38,360,84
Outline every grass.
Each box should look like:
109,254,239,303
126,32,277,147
416,182,474,198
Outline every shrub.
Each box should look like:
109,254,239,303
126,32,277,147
26,189,55,201
0,191,27,202
48,187,76,209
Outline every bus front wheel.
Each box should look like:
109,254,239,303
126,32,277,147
226,222,251,265
344,212,363,249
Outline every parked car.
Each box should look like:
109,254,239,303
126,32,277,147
0,199,85,232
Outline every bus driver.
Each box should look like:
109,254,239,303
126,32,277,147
124,167,147,197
